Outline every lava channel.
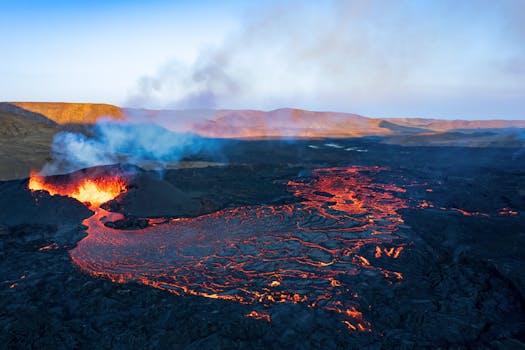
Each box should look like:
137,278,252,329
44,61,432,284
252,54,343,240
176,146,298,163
31,166,411,332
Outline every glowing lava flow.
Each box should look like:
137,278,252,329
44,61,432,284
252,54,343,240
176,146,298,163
28,167,410,331
28,171,126,207
62,166,409,332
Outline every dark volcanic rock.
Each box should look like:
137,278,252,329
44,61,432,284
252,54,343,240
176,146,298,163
103,171,203,217
0,179,92,228
1,139,524,349
104,217,149,229
162,164,300,209
103,164,300,218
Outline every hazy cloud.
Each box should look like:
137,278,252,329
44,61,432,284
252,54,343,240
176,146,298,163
126,0,525,118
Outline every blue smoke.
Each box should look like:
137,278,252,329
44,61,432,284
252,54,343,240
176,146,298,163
41,120,219,175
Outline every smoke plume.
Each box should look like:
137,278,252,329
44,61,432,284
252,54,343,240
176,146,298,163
41,120,217,175
126,0,525,118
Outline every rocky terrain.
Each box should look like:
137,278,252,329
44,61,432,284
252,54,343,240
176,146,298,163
0,138,524,349
0,109,58,180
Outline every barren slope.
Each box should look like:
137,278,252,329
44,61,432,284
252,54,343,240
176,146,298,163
0,111,59,180
9,102,125,124
129,107,525,139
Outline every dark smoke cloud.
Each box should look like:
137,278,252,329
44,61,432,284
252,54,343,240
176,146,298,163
130,55,241,109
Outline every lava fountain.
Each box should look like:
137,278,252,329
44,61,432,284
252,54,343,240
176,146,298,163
28,171,127,207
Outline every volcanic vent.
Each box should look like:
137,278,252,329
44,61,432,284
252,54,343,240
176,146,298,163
28,166,130,208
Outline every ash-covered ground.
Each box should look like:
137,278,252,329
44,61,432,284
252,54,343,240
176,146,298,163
1,138,524,349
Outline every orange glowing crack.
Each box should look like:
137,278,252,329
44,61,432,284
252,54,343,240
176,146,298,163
246,311,271,322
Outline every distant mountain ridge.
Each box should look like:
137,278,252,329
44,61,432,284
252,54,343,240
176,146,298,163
2,102,524,139
0,102,57,126
1,102,524,180
5,102,124,124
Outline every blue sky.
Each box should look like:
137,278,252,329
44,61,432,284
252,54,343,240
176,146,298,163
0,0,524,119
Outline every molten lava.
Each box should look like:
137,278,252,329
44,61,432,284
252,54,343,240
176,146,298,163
28,171,126,207
246,310,271,322
69,166,410,332
26,166,512,332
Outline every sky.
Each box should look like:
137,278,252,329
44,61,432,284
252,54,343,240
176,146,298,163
0,0,524,119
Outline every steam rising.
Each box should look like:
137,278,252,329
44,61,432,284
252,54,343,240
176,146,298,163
126,0,525,118
41,120,214,175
